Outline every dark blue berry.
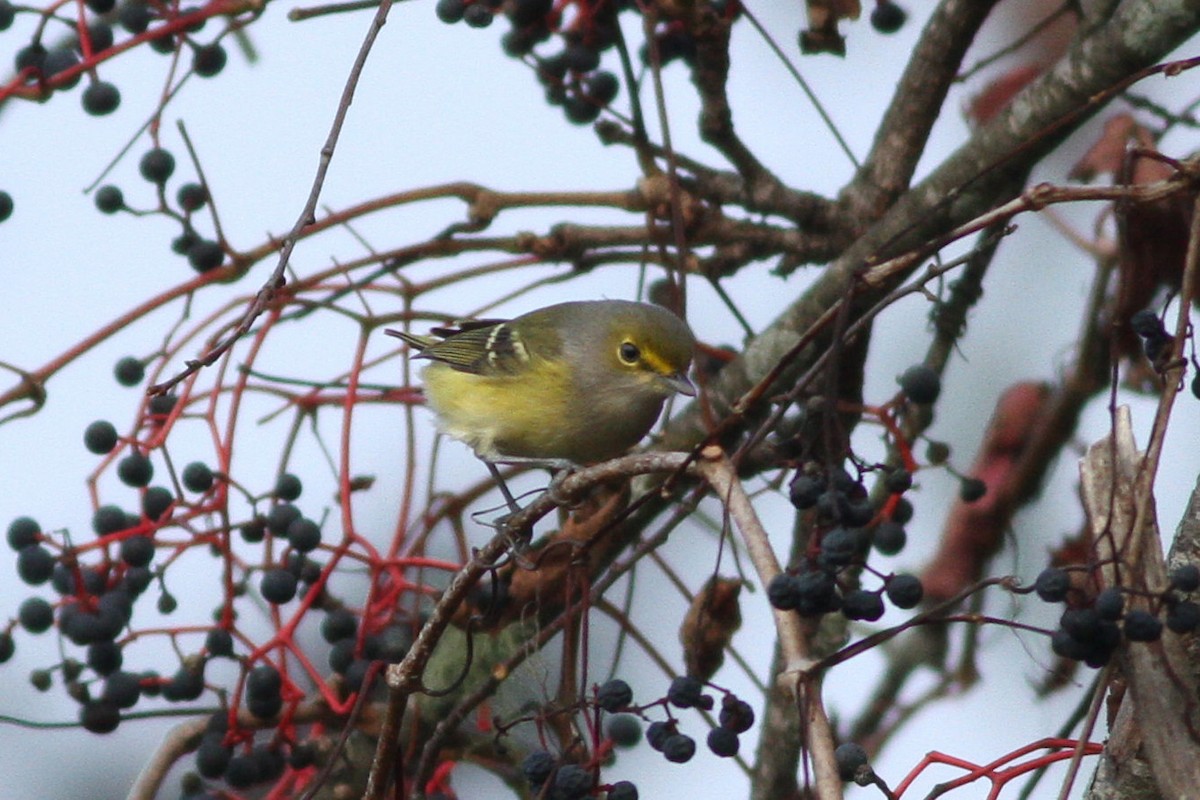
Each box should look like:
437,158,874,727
835,741,869,781
885,574,923,609
1034,568,1070,603
898,364,940,404
84,420,119,454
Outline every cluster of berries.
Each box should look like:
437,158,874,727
1038,563,1200,668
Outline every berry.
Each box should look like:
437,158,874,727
898,364,940,404
149,31,178,55
267,503,301,536
83,420,119,454
148,393,178,416
818,526,862,568
172,228,200,255
564,94,602,125
841,589,885,621
80,699,121,733
463,3,492,27
92,505,127,535
1034,567,1070,603
289,742,317,769
94,185,126,216
371,625,413,663
0,1,14,31
139,148,176,184
253,746,286,783
87,640,124,675
605,714,642,747
767,573,799,610
870,2,907,33
959,477,987,503
563,42,600,72
162,665,205,701
584,70,619,105
181,461,214,493
44,48,80,87
118,2,153,33
925,441,951,465
286,517,322,553
192,43,226,77
646,721,672,751
521,750,555,786
0,632,13,663
1056,609,1120,667
1095,588,1124,621
1170,564,1200,593
118,452,154,487
834,741,869,781
17,544,55,585
120,535,155,568
82,81,121,115
274,473,302,501
142,486,174,520
15,43,46,73
794,569,841,616
7,516,40,550
788,473,825,510
240,515,266,543
225,754,261,788
18,597,53,633
247,691,283,719
872,521,906,555
707,727,739,757
1167,600,1200,634
176,182,208,212
123,567,153,596
321,608,358,643
435,0,465,23
509,0,552,25
113,356,144,386
892,497,914,524
1130,309,1164,339
596,678,633,712
205,628,234,657
81,21,114,52
187,239,224,272
608,781,639,800
86,0,116,12
260,569,298,604
667,675,704,709
1123,609,1163,642
662,733,696,763
718,696,755,733
885,574,923,609
343,658,371,691
553,764,594,799
884,468,912,493
328,638,355,674
195,737,231,778
101,671,141,708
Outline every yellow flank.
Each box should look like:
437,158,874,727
420,356,572,460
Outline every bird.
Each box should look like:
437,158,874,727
386,300,696,483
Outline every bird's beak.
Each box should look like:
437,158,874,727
663,372,696,396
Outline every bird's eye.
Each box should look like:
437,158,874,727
618,341,641,364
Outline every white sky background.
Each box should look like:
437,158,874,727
1,2,1199,798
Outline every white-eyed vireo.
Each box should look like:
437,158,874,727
387,300,696,465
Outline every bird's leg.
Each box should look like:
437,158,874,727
485,460,522,515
